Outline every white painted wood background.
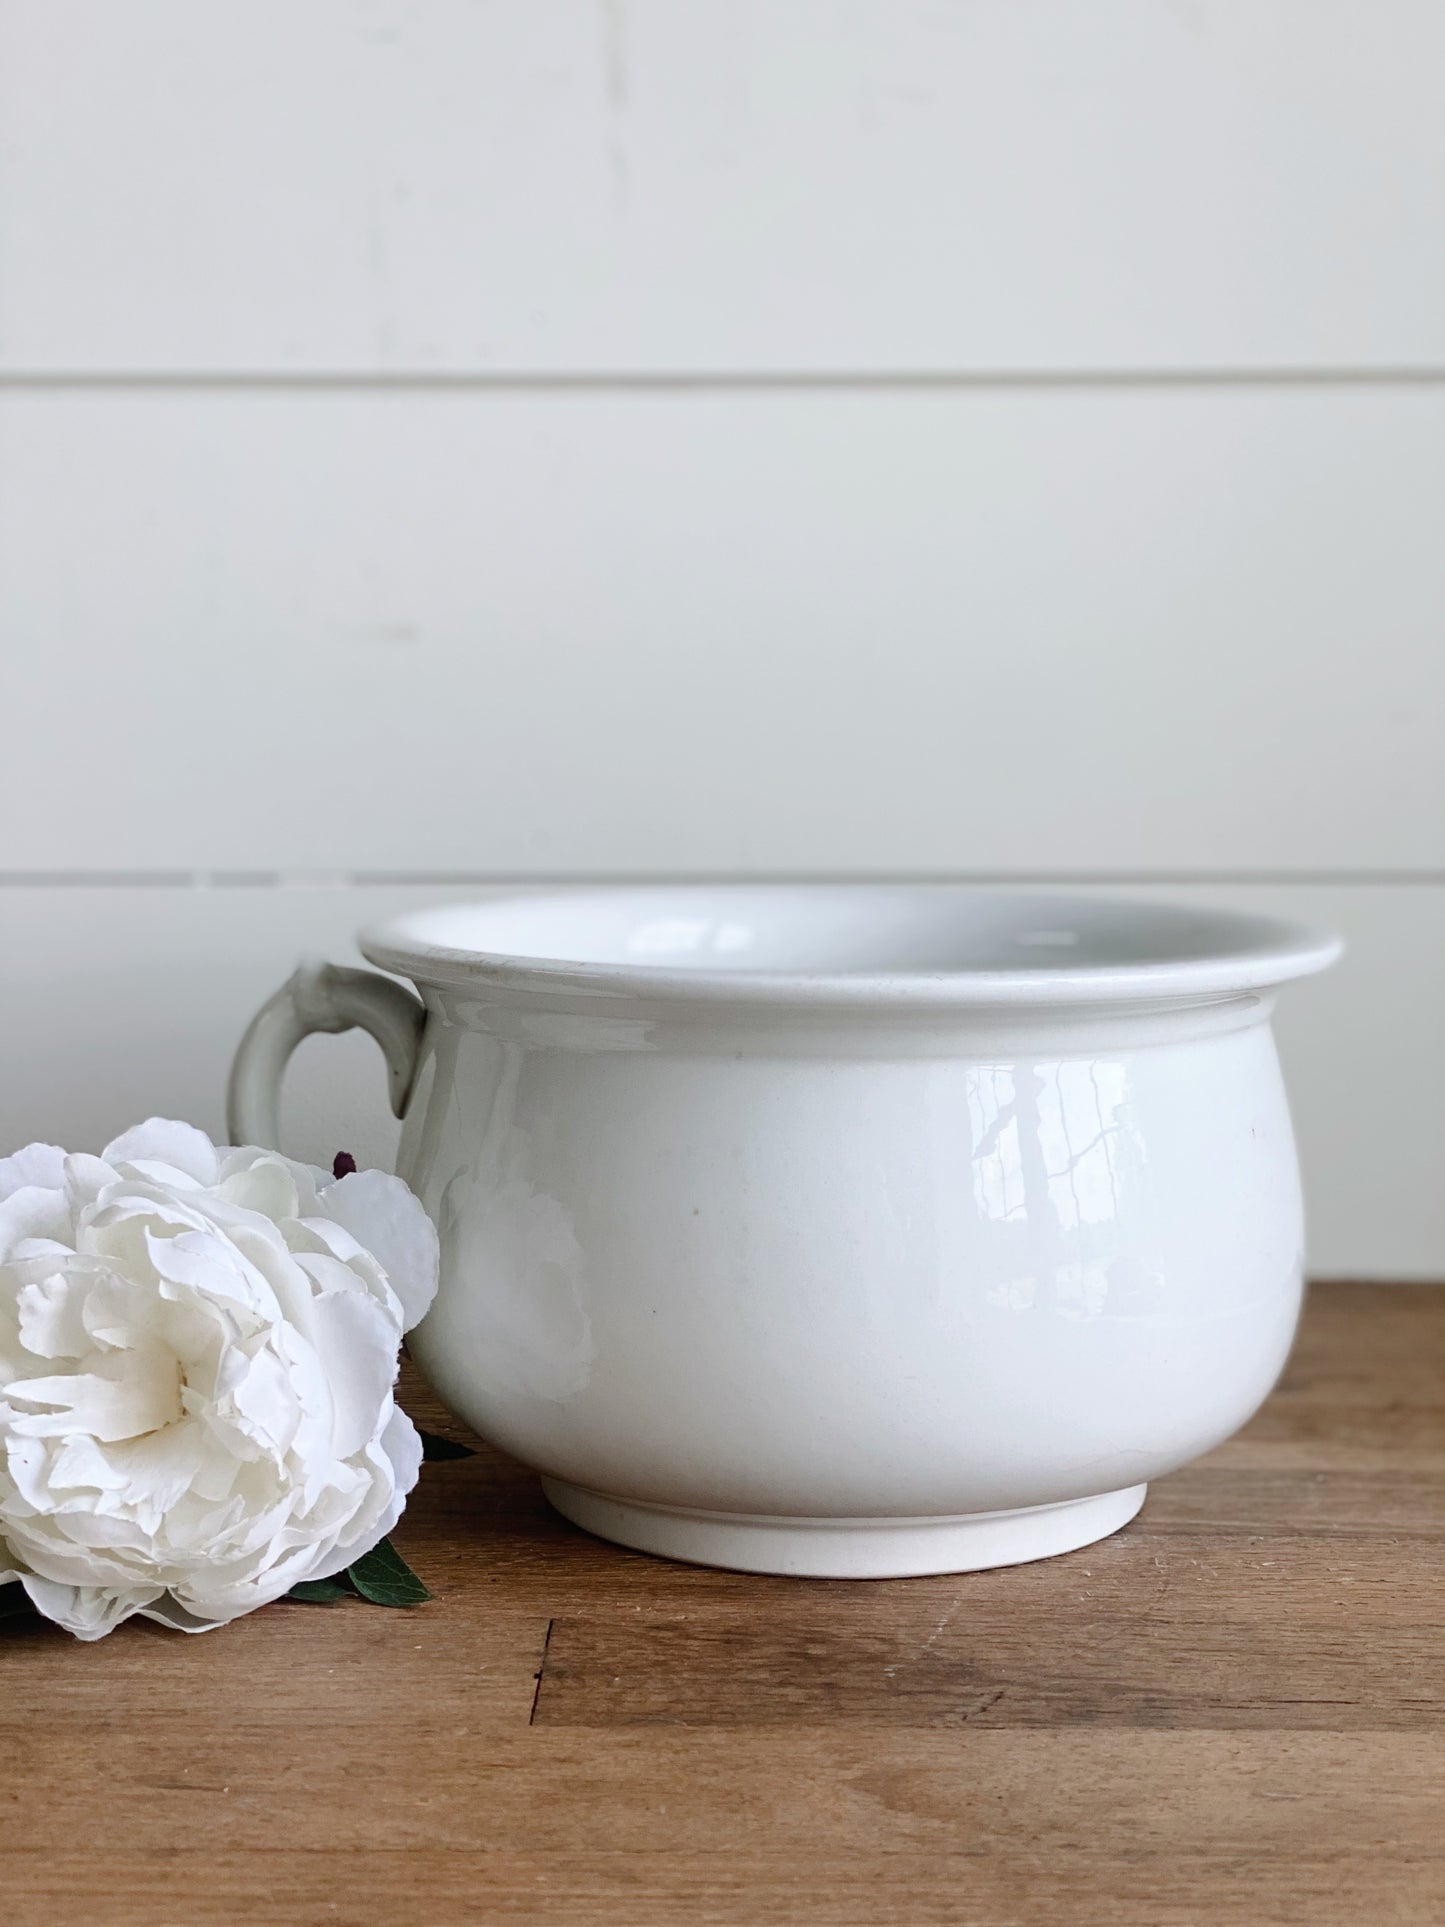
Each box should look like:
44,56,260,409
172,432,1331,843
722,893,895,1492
1,1,1441,1274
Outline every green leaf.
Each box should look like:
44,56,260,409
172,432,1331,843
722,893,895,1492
287,1576,355,1604
345,1536,432,1607
419,1429,475,1462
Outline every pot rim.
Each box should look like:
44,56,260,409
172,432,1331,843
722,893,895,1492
358,885,1342,1012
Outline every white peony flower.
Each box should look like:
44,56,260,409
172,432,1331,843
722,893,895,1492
0,1119,439,1640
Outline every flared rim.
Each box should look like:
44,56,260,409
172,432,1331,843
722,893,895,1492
359,886,1343,1011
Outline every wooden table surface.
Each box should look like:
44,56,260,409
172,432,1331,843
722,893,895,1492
4,1281,1442,1926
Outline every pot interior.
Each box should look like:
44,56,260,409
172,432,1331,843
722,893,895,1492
361,886,1340,1003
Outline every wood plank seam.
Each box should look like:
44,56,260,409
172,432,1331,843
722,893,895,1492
530,1617,555,1727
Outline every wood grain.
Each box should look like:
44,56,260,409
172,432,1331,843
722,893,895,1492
1,1282,1441,1924
3,1848,1440,1927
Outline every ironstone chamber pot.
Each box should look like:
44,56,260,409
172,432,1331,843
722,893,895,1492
228,887,1341,1578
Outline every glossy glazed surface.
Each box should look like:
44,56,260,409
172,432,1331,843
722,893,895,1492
359,888,1338,1569
539,1481,1151,1579
231,887,1339,1574
396,997,1305,1523
362,885,1340,1008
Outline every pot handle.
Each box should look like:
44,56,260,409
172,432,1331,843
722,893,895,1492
226,960,425,1151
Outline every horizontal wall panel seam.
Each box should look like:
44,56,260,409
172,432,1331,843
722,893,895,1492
4,371,1445,393
3,872,1445,892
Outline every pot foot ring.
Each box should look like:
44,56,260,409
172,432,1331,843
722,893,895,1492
540,1479,1148,1578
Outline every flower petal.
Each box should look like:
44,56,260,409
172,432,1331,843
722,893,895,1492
0,1143,66,1202
287,1219,402,1328
306,1281,401,1459
135,1594,228,1635
308,1404,421,1579
19,1574,161,1640
101,1119,219,1188
217,1146,327,1215
63,1153,117,1217
317,1170,439,1331
381,1400,424,1500
15,1265,93,1359
217,1155,300,1224
6,1342,183,1442
0,1185,72,1262
0,1118,433,1638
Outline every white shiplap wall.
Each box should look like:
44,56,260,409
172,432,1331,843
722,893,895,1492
1,1,1441,1274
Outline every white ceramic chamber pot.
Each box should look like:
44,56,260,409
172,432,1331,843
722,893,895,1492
228,888,1340,1579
